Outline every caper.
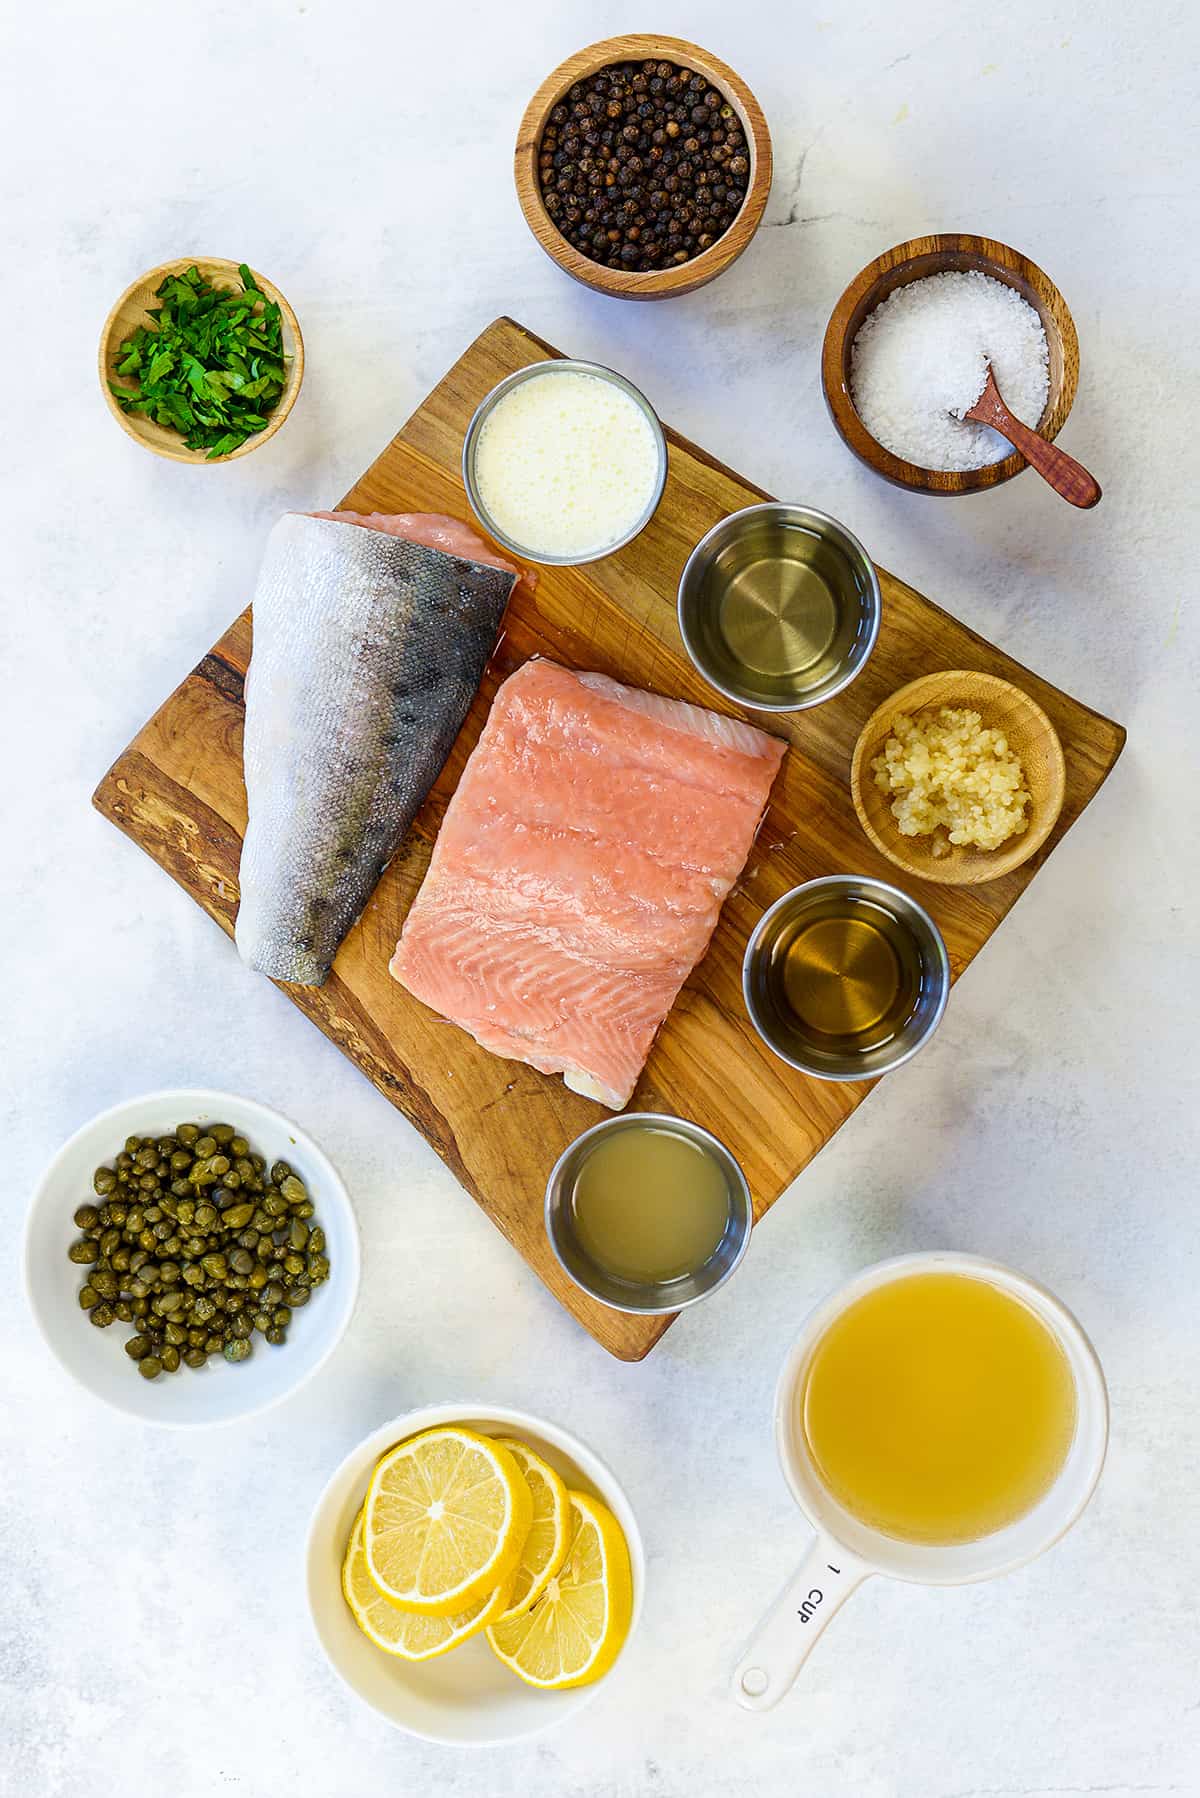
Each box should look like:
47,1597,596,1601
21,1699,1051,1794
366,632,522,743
77,1118,329,1387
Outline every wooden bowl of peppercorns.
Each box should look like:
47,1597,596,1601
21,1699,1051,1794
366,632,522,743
515,35,772,300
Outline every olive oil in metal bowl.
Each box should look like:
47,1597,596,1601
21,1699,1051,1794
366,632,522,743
743,875,950,1080
545,1114,752,1315
677,504,881,711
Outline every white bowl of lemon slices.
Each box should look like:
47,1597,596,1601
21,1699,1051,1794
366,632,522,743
305,1403,644,1744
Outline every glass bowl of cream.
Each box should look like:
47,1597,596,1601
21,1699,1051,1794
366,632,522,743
462,360,668,565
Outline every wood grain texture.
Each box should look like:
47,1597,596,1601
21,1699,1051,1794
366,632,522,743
820,234,1081,496
99,257,304,465
92,316,1125,1361
964,367,1102,508
514,35,772,300
850,670,1067,885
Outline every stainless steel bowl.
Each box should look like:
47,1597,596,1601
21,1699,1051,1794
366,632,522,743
545,1112,753,1315
461,359,668,566
743,875,950,1080
677,503,880,711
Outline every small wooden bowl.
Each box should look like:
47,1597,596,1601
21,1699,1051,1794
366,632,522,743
850,670,1066,885
514,35,772,301
821,234,1079,495
99,257,304,464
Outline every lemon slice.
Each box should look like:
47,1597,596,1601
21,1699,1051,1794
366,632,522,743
491,1438,571,1624
487,1489,633,1689
342,1509,512,1660
364,1426,532,1616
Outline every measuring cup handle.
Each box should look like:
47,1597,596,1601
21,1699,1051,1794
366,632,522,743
731,1533,869,1712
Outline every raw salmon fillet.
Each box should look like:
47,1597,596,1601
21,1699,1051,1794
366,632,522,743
388,658,785,1109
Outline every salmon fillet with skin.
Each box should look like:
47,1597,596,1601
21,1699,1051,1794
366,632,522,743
388,658,785,1109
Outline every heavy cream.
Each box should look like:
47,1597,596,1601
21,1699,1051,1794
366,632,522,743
472,369,660,561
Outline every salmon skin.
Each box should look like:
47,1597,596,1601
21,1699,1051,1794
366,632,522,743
236,512,519,986
389,658,785,1109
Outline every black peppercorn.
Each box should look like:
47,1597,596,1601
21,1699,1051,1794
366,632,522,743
537,57,748,273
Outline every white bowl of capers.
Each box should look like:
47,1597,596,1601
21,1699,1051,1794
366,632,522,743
24,1088,360,1427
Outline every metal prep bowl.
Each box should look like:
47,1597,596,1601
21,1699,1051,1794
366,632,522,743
742,875,951,1081
461,359,668,566
677,503,880,711
545,1112,753,1315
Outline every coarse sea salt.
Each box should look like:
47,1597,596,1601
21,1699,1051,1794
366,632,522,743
849,270,1050,472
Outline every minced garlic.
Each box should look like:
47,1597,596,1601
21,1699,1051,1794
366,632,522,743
872,706,1030,855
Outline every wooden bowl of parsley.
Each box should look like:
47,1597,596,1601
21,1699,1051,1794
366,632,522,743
99,258,304,463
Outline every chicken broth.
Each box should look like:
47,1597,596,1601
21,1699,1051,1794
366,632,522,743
800,1272,1077,1545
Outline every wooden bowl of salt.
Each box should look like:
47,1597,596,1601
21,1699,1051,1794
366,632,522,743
821,234,1080,496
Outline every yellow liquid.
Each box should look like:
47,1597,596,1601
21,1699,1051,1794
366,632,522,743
570,1126,730,1283
801,1272,1077,1544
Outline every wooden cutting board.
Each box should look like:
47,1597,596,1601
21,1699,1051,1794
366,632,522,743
94,316,1125,1361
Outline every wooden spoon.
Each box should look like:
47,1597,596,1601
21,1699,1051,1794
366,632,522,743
963,364,1101,508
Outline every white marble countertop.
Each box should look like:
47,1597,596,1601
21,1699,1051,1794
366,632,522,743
3,2,1197,1793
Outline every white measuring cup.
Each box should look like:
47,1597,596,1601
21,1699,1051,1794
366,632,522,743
732,1251,1108,1711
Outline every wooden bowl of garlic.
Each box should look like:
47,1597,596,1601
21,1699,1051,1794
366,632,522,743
850,670,1066,886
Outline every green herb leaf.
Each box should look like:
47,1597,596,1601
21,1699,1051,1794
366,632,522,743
106,261,287,455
